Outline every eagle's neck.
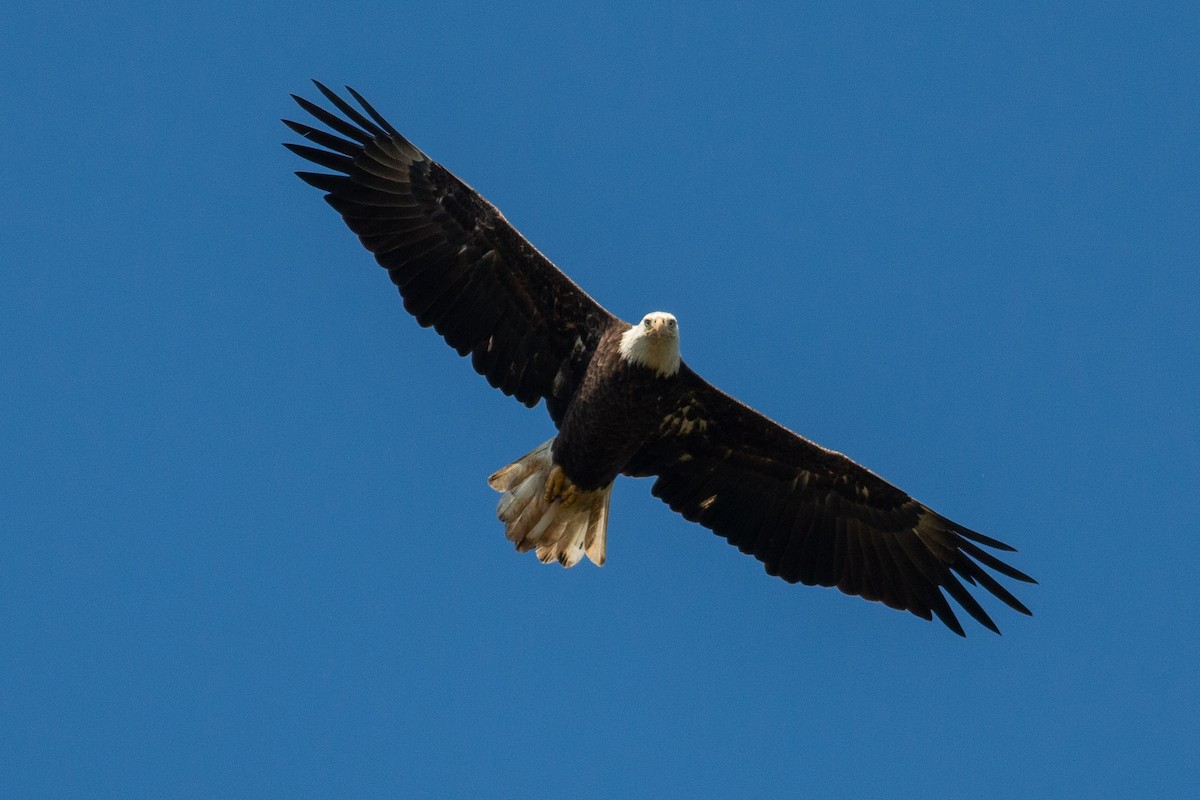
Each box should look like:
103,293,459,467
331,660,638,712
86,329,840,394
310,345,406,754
618,324,681,378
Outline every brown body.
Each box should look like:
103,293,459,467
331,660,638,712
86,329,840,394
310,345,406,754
552,325,675,490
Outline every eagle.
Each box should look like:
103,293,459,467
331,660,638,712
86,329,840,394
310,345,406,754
283,82,1034,636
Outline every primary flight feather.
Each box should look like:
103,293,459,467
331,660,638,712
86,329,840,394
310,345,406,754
284,81,1034,635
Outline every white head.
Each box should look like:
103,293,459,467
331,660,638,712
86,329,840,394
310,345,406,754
619,311,681,378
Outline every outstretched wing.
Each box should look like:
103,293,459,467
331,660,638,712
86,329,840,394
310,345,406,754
623,366,1035,635
283,82,617,424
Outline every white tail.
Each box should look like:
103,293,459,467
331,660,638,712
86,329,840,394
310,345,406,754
487,438,612,567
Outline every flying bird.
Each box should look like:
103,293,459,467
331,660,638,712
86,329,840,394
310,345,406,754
283,81,1034,635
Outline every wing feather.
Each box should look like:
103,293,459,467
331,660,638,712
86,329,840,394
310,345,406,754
625,365,1035,635
284,83,617,422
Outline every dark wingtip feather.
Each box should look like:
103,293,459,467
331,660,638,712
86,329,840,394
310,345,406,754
294,170,346,192
283,142,353,173
290,92,376,144
281,117,314,136
955,558,1034,617
311,80,385,137
345,85,402,137
957,539,1037,584
920,584,966,636
999,565,1037,585
948,518,1018,552
291,94,325,118
941,573,1001,635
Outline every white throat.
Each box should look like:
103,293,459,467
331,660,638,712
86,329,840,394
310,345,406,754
618,314,681,378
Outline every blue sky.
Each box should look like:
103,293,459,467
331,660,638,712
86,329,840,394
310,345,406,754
3,2,1198,797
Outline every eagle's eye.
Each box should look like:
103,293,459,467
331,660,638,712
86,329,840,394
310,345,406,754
667,319,676,329
644,319,653,329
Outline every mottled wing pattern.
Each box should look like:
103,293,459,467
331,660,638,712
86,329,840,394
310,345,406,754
283,82,616,423
624,365,1035,635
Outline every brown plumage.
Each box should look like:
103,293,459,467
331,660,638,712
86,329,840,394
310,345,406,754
284,81,1035,635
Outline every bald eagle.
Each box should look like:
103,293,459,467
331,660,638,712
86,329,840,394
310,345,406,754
284,82,1034,635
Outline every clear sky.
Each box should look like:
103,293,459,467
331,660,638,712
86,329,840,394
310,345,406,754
3,2,1198,798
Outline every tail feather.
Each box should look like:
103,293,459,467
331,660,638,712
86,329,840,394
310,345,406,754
487,438,612,567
